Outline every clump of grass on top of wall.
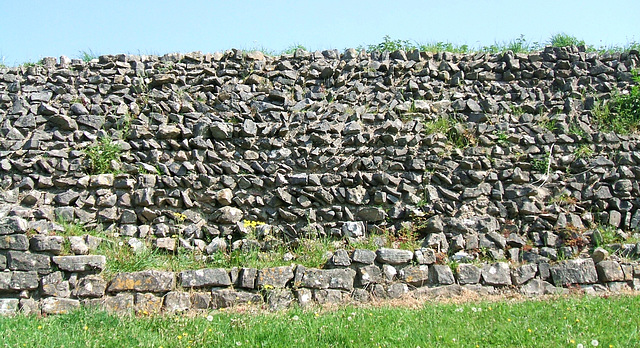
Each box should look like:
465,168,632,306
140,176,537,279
549,33,586,47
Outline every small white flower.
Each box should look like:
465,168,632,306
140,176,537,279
113,232,120,238
347,316,352,321
591,340,599,347
292,315,299,321
235,342,242,346
118,241,124,246
455,307,463,312
577,344,584,348
206,315,213,322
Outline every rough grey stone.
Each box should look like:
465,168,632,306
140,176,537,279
596,260,625,282
256,266,294,288
357,264,383,286
376,248,414,265
6,251,51,273
481,262,512,286
429,264,455,285
0,217,29,235
107,270,176,293
314,289,348,304
331,249,351,267
103,293,135,312
0,234,29,250
74,275,107,298
550,258,598,287
265,288,294,311
511,263,538,285
29,235,64,254
41,297,80,314
455,263,481,285
399,265,430,286
163,291,191,312
352,249,376,264
0,298,20,315
180,268,231,288
212,289,262,308
299,268,356,291
52,255,106,272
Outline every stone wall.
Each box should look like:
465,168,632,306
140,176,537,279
0,46,640,314
1,214,639,315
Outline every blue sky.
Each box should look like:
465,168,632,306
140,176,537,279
1,0,639,65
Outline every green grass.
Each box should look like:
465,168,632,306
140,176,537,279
83,136,122,174
1,295,638,347
79,49,98,62
424,116,474,148
550,33,586,48
592,72,640,134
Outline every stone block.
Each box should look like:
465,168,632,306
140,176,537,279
163,291,191,312
456,264,481,285
180,268,231,288
0,217,29,235
0,298,19,315
191,292,212,309
104,293,134,313
298,268,356,291
74,275,107,298
481,262,512,286
256,266,294,288
550,258,598,287
265,288,294,311
6,251,51,273
313,289,348,304
0,234,29,250
238,268,257,289
351,249,376,264
41,271,70,296
399,265,430,286
41,297,80,314
135,293,163,314
52,255,106,272
107,270,175,293
376,248,413,265
511,263,538,285
596,260,625,282
429,264,455,285
30,235,64,254
211,289,262,308
357,264,383,286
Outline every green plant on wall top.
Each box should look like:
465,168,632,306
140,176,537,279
83,136,122,174
549,33,586,48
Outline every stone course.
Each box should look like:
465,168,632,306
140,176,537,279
0,47,640,314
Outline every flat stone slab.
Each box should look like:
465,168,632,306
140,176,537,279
41,297,80,315
0,298,19,315
299,268,356,291
52,255,106,272
376,248,414,265
179,268,231,288
107,270,175,293
212,289,262,308
256,266,294,288
550,258,598,287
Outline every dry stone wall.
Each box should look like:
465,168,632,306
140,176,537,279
1,46,640,314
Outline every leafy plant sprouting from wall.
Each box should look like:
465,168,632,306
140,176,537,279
83,137,122,174
591,71,640,134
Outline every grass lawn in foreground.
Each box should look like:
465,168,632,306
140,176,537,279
1,294,639,347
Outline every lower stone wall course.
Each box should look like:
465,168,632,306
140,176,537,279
0,245,639,315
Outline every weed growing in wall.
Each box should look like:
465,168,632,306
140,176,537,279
592,72,640,134
83,137,122,174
